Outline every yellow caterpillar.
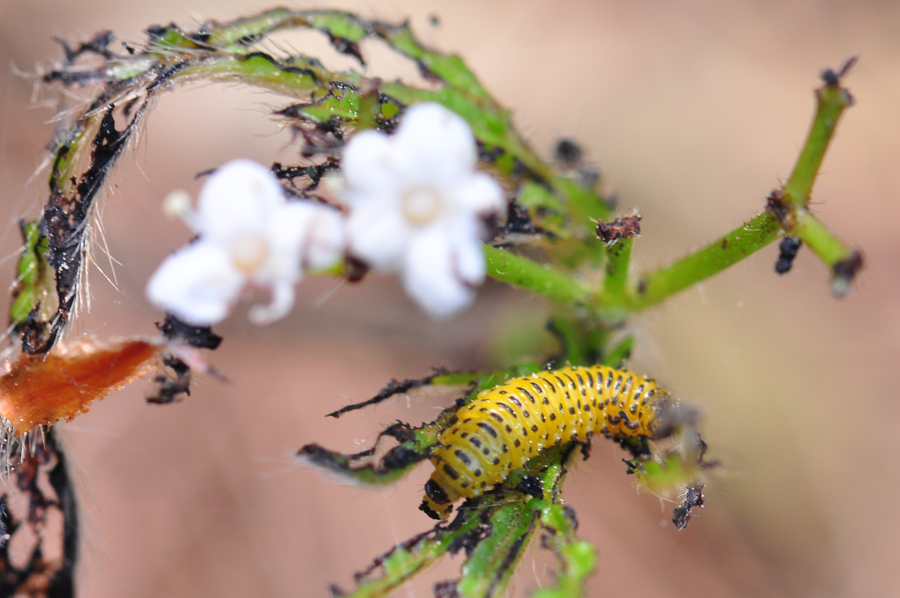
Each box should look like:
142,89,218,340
421,365,668,519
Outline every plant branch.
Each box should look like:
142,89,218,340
598,237,633,322
455,448,573,598
483,245,590,306
625,60,861,311
781,71,853,209
533,503,596,598
341,516,484,598
629,211,781,311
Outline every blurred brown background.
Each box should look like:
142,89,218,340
1,0,898,596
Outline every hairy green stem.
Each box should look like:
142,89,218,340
533,503,596,598
598,238,633,321
456,502,539,597
457,453,570,598
792,209,850,266
781,82,852,209
484,245,590,305
629,211,781,311
624,69,858,310
554,177,613,235
343,517,483,598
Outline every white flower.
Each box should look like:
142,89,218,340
339,103,504,318
147,159,345,326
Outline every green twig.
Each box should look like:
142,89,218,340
547,317,590,367
455,501,539,597
330,441,577,598
554,177,613,236
484,245,590,305
629,211,781,311
546,314,612,368
455,448,574,598
533,503,596,598
341,516,484,598
598,237,633,322
601,336,634,369
781,75,853,209
10,221,55,326
625,61,860,310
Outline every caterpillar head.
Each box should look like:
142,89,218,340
420,476,458,520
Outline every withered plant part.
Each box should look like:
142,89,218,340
595,214,642,244
326,367,452,419
0,336,200,437
0,428,78,598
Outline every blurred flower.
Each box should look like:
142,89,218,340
147,159,345,326
339,103,504,318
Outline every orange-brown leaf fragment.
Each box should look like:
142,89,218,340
0,337,161,436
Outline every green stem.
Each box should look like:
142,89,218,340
602,336,634,369
484,245,590,305
205,7,298,48
546,315,611,367
626,67,859,310
793,209,850,266
344,517,483,598
604,239,632,296
371,20,495,104
776,75,861,293
598,238,632,321
182,54,326,96
792,208,863,296
456,502,539,598
533,502,596,598
337,444,574,598
554,177,613,233
457,453,569,598
629,211,781,311
781,82,852,209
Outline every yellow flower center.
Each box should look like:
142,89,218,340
231,232,270,273
401,186,442,226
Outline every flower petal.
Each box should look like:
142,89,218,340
450,223,488,285
402,229,475,318
304,206,347,270
337,102,503,320
248,278,296,325
256,202,316,284
146,242,245,326
341,130,400,197
346,200,408,271
447,171,505,215
392,103,477,186
195,159,285,240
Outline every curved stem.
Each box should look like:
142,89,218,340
622,62,860,311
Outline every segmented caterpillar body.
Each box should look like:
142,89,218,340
421,365,668,519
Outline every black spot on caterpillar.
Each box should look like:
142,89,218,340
421,365,671,519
